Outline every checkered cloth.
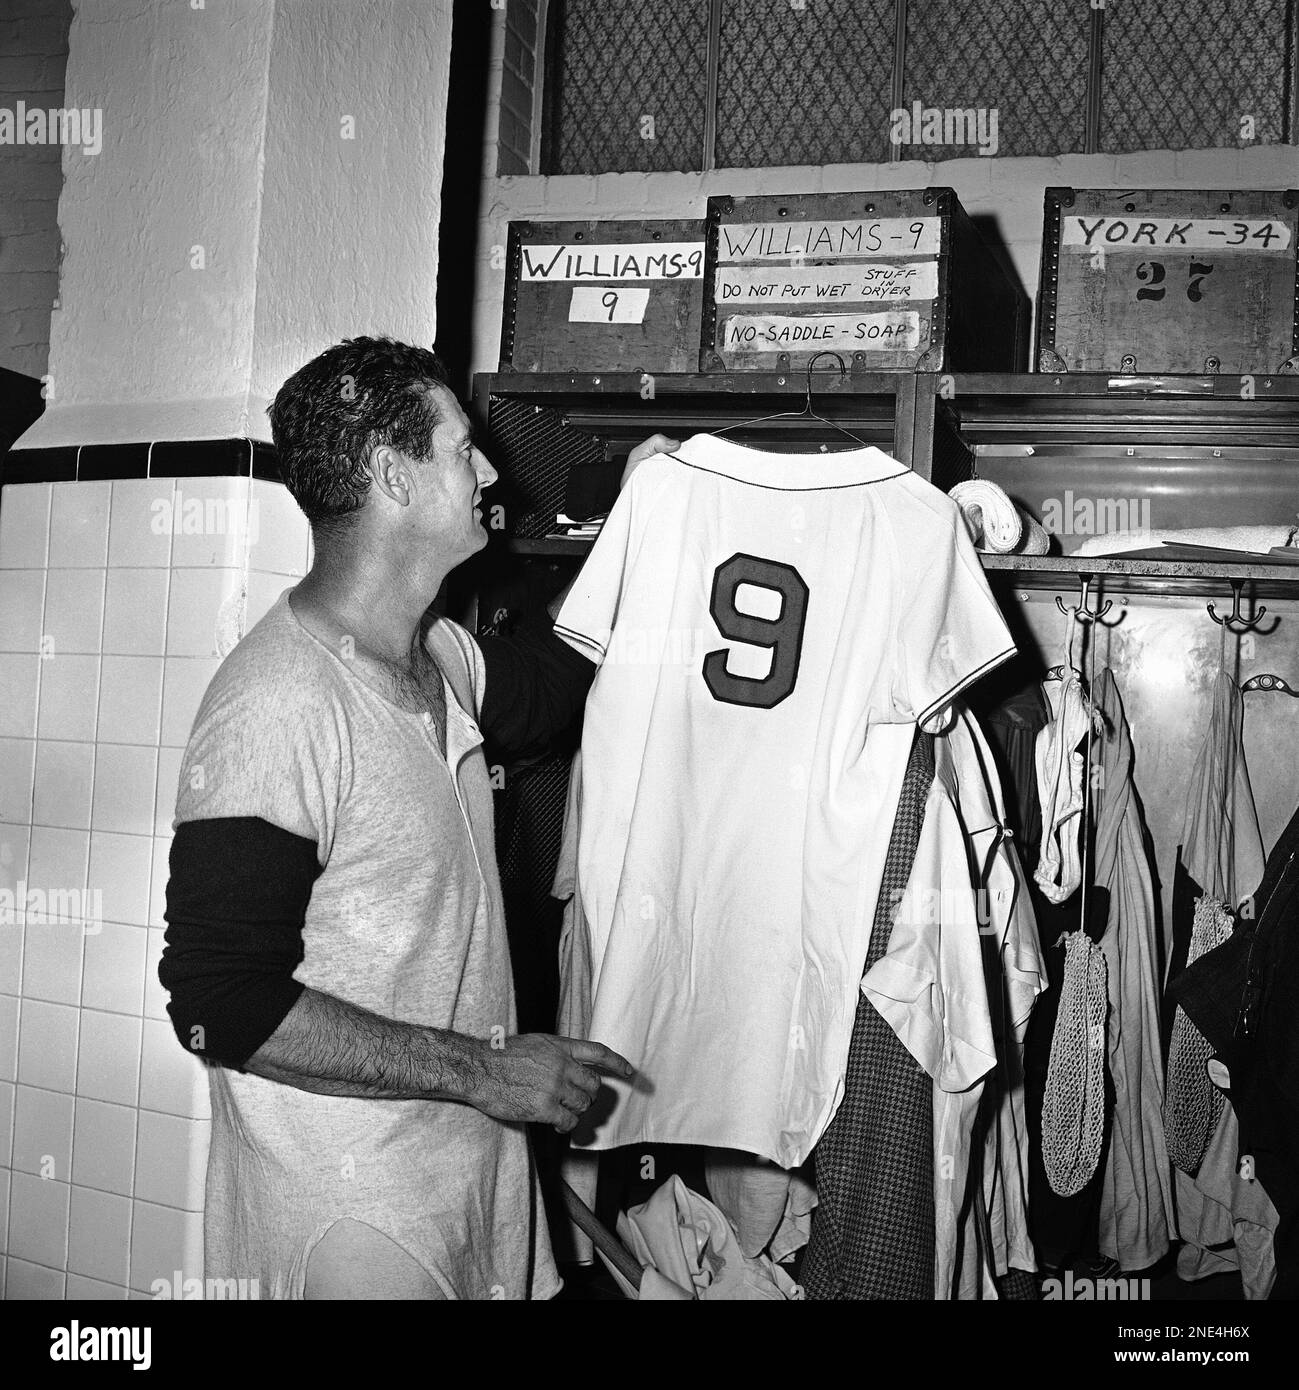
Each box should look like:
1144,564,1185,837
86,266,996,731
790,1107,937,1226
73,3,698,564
802,729,936,1300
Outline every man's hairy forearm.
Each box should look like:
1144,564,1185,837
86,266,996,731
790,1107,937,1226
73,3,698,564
242,987,490,1101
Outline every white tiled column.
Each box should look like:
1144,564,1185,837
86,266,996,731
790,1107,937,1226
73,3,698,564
0,473,309,1300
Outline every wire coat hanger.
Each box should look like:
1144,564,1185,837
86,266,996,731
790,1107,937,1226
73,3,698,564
709,350,873,449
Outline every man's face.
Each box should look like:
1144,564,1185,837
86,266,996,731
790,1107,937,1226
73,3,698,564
412,387,498,564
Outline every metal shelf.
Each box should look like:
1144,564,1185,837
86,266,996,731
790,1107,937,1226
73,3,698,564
508,542,1299,601
483,373,1299,595
937,372,1299,447
509,537,593,557
980,553,1299,601
478,370,913,398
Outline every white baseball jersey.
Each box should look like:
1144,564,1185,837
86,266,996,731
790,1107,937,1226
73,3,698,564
554,434,1015,1167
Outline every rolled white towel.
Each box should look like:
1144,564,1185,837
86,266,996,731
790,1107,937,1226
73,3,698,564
950,480,1021,553
1018,511,1051,556
949,480,1051,556
1075,524,1298,557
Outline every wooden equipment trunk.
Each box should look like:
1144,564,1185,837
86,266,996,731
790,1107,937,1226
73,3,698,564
700,188,1027,374
500,218,707,374
1036,187,1299,376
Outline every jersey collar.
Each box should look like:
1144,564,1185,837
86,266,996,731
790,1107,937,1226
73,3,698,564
671,433,910,491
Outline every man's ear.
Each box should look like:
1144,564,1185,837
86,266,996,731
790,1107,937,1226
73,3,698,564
367,443,412,507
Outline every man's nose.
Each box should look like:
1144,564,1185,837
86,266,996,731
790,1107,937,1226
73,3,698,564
474,449,498,488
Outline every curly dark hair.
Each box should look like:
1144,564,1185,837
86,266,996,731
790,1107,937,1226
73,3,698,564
268,336,451,533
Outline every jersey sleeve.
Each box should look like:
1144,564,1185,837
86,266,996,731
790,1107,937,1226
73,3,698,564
862,785,998,1092
552,477,641,664
892,505,1016,733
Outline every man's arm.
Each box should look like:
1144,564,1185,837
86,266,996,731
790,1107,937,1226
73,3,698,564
242,987,626,1131
160,817,631,1132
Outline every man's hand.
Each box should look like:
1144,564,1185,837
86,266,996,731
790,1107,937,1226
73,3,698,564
472,1033,635,1133
621,434,680,489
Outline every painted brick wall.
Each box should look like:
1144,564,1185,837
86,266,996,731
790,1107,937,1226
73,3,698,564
495,0,540,176
0,0,73,381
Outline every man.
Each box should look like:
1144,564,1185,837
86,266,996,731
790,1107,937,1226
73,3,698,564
160,335,675,1300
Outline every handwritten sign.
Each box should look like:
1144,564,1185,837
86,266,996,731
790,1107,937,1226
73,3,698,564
504,217,707,373
722,310,922,354
569,287,650,323
520,242,705,281
714,260,938,306
1061,217,1291,252
717,217,941,263
1040,189,1299,373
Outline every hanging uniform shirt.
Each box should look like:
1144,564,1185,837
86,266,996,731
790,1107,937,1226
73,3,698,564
1167,668,1265,1284
550,751,599,1266
864,706,1044,1297
554,435,1015,1167
946,711,1046,1290
1090,667,1177,1272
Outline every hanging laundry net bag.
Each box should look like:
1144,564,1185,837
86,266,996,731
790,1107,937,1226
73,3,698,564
1042,930,1109,1197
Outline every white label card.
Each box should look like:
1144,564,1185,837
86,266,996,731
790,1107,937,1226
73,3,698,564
568,287,650,323
521,242,704,281
717,217,942,262
1061,216,1292,251
722,310,922,353
714,260,938,305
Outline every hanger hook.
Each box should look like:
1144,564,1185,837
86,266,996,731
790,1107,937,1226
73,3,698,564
804,351,848,412
1207,580,1268,633
1054,575,1113,624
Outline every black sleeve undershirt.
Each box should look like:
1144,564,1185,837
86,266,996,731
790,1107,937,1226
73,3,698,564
159,817,319,1070
160,618,593,1070
476,606,596,763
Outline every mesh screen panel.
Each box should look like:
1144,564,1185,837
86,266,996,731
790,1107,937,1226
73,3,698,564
901,0,1089,159
493,753,574,1034
714,0,896,167
494,755,574,922
1101,0,1295,151
545,0,710,173
927,407,976,493
486,396,603,539
543,0,1295,173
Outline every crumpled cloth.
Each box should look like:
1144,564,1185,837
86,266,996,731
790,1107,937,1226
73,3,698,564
1174,1094,1278,1300
1076,524,1297,557
605,1177,805,1301
1034,673,1101,905
949,480,1051,555
704,1152,817,1263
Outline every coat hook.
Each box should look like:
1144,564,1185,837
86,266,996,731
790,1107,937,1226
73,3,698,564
1055,575,1113,624
1207,580,1267,633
